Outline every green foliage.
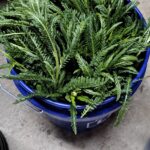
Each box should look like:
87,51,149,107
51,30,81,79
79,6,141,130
0,0,150,134
70,104,77,135
115,77,132,126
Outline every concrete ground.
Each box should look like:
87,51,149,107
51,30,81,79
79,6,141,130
0,1,150,150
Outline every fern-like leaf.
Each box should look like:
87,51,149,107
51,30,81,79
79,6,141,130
75,53,91,76
62,76,108,93
115,77,132,125
70,97,77,135
114,73,122,101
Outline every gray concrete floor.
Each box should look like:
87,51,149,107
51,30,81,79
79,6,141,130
0,1,150,150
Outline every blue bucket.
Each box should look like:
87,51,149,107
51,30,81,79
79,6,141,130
10,4,150,131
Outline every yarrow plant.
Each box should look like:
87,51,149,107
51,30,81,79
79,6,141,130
0,0,150,134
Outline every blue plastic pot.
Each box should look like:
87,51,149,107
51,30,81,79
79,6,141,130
10,3,150,131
